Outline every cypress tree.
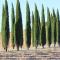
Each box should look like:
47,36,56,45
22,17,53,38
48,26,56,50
11,4,15,49
15,0,23,51
5,0,9,51
34,4,40,48
37,10,40,45
53,9,57,47
40,5,46,48
52,9,56,47
1,5,6,50
2,0,9,51
46,8,51,47
51,13,54,45
32,12,34,46
59,20,60,46
34,4,38,48
19,2,23,49
56,9,60,45
26,1,31,49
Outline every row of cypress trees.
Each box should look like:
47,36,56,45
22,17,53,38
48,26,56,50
32,5,60,48
2,0,23,51
1,0,60,51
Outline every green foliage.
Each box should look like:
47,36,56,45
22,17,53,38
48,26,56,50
56,9,59,43
32,12,34,46
37,10,40,45
1,0,9,51
51,9,56,47
26,1,31,49
1,5,5,49
1,2,60,49
59,21,60,46
57,9,60,45
52,9,56,46
11,4,15,49
34,4,40,48
40,5,46,47
46,8,51,47
15,0,23,51
34,4,37,48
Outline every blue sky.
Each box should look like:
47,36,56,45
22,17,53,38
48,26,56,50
0,0,60,32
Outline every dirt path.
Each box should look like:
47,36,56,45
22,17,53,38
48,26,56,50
0,49,60,60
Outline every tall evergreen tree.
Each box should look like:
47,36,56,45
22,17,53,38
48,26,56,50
51,13,54,45
2,0,9,51
11,4,15,49
59,21,60,46
46,8,51,47
32,12,34,46
52,9,56,47
34,4,40,48
40,5,46,47
26,1,31,49
34,4,38,48
57,9,60,45
37,10,40,45
53,9,56,47
1,5,6,50
15,0,23,51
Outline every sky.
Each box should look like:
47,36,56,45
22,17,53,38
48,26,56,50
0,0,60,32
